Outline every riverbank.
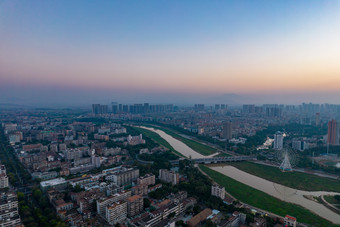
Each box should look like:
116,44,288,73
229,161,340,193
199,165,336,226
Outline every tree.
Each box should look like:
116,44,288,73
193,205,201,215
168,212,176,219
204,219,216,227
144,198,151,208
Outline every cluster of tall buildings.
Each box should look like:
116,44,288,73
327,119,340,145
93,102,174,114
92,104,109,114
214,104,228,110
242,104,282,117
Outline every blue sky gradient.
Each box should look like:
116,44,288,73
1,0,340,106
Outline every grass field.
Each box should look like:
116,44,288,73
324,196,340,209
199,165,335,227
147,126,216,156
133,127,185,157
229,162,340,192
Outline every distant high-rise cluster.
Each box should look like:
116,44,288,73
92,102,174,114
214,104,228,110
92,104,109,114
264,105,282,117
112,102,173,114
194,104,205,111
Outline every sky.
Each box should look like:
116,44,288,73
1,0,340,106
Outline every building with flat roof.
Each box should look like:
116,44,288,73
40,178,68,192
127,195,143,217
274,131,284,150
0,191,22,226
0,165,8,189
137,173,155,186
187,208,212,227
211,184,225,200
328,120,340,145
107,168,139,186
159,169,179,185
96,190,131,217
222,122,232,140
105,201,127,225
284,215,297,227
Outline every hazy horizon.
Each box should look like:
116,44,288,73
2,84,340,108
1,0,340,106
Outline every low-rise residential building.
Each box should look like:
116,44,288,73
32,171,58,181
219,211,246,227
187,208,212,227
54,199,74,212
137,173,155,186
284,215,297,227
40,178,68,192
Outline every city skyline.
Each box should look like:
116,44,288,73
1,0,340,106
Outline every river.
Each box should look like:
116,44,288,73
140,126,340,224
139,126,217,159
210,165,340,224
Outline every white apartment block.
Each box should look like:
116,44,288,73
211,184,225,200
159,169,179,185
105,201,127,225
0,166,8,189
274,131,284,150
96,190,131,217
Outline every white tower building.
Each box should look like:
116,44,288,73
274,131,283,150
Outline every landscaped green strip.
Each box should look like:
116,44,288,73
229,162,340,193
324,196,340,209
146,125,216,156
199,165,335,227
133,127,185,157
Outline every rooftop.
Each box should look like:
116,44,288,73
40,178,67,187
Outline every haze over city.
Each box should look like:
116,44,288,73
1,0,340,106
